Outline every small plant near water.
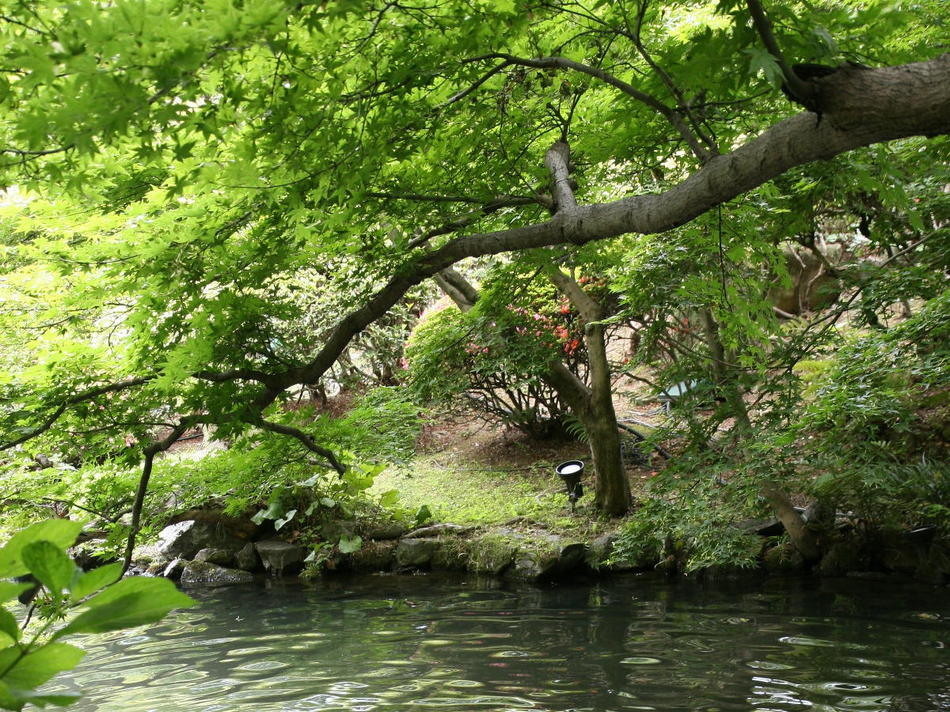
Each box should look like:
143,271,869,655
0,520,194,710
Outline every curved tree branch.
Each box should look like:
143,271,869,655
1,376,155,452
257,418,346,475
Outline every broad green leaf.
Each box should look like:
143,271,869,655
414,505,432,526
0,585,31,605
0,610,19,645
21,542,76,600
378,489,400,508
0,643,85,689
6,691,80,709
337,535,362,554
58,579,195,637
0,679,22,712
0,521,83,578
274,509,297,531
68,563,123,602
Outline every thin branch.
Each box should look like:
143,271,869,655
745,0,814,107
122,420,194,572
464,53,712,162
257,419,346,475
0,377,154,452
440,61,512,109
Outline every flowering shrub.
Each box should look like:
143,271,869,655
405,265,615,438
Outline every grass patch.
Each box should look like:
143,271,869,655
372,454,598,535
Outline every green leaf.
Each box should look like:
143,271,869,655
57,578,195,637
0,610,19,646
274,509,297,531
337,535,362,554
21,542,76,600
0,521,83,578
10,691,80,709
0,643,85,689
414,504,432,526
68,563,123,602
378,489,400,508
0,585,31,606
743,47,784,88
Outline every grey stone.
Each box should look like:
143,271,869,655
131,542,167,568
194,548,234,566
162,558,186,580
736,517,785,537
365,521,409,540
254,540,306,575
180,561,254,587
234,542,261,571
404,523,474,539
395,538,440,569
156,520,245,560
348,540,397,572
466,534,517,575
585,534,618,570
507,540,586,582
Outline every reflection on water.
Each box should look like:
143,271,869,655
46,574,948,711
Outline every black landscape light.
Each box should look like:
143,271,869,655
555,460,585,512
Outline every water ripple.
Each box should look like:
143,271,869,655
49,575,949,711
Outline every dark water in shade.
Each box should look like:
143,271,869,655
45,573,948,711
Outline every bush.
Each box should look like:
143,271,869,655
611,454,766,572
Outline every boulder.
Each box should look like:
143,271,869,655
156,520,245,560
162,558,186,580
254,540,306,575
365,521,409,541
585,534,620,571
465,534,517,576
507,540,586,582
131,542,168,569
180,561,254,587
194,548,234,566
404,523,474,539
395,538,441,569
166,509,259,539
234,542,261,572
348,540,398,572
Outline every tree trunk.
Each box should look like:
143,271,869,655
760,481,821,562
544,265,631,515
699,308,751,432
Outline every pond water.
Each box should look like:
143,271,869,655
46,573,948,711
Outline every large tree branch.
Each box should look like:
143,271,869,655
256,418,346,475
270,55,949,399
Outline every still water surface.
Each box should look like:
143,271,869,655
48,573,948,711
